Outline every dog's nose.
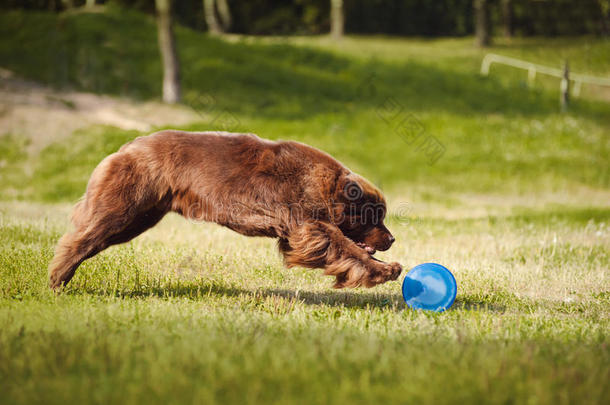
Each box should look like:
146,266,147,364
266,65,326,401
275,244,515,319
388,235,395,245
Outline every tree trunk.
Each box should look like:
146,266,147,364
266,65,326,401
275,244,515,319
330,0,344,39
561,60,570,112
86,0,95,8
204,0,222,35
501,0,513,38
598,0,609,35
474,0,491,47
156,0,181,104
216,0,232,31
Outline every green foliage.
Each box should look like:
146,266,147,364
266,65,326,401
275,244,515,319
0,9,160,98
4,0,608,36
508,0,608,36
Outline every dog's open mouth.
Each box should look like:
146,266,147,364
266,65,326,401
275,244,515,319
356,242,376,255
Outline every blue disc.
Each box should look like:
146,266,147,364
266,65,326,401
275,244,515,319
402,263,457,312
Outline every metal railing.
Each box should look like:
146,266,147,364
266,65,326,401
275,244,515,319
480,53,610,98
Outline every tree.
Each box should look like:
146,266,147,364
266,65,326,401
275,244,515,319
474,0,491,47
156,0,181,103
501,0,513,38
204,0,232,35
204,0,222,35
216,0,232,31
330,0,344,39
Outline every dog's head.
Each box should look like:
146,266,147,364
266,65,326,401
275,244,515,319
332,172,395,255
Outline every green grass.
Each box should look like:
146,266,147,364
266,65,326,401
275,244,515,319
1,7,609,405
0,202,608,405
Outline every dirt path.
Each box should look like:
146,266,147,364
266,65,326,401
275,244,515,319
0,69,201,154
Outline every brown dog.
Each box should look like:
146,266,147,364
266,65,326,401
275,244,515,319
49,130,402,289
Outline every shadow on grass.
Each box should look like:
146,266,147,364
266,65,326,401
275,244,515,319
68,280,406,310
67,279,506,313
452,297,506,312
258,288,406,310
264,289,508,313
66,279,245,300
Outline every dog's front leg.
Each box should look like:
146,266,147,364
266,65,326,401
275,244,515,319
279,221,402,288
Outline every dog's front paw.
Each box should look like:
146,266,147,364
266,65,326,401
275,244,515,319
386,262,402,281
363,261,402,287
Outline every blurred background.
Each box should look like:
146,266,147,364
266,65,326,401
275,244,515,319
1,0,609,211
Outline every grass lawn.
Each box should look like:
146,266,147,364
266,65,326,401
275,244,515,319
0,7,609,405
1,202,608,404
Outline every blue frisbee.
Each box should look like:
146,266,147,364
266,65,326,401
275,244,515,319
402,263,457,312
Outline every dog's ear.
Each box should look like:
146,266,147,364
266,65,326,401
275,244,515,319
307,164,342,202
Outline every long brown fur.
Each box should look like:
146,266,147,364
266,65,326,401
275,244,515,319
49,130,401,289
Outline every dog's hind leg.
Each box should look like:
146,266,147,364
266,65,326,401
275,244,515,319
49,202,170,289
48,227,108,289
280,221,402,288
49,153,171,289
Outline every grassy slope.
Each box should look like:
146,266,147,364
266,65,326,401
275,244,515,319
1,9,609,200
0,8,609,405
